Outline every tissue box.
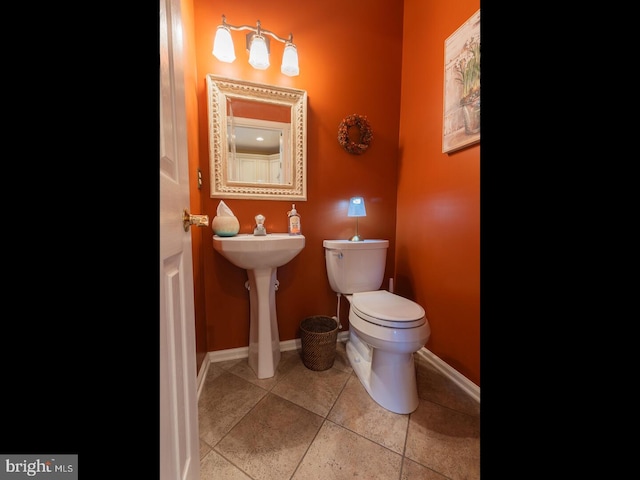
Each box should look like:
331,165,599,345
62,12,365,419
212,216,240,236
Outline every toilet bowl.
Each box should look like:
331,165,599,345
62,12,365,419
323,239,430,414
346,290,429,414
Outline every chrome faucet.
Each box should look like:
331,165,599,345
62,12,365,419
254,214,267,235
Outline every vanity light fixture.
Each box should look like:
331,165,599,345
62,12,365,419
347,196,367,242
212,15,300,77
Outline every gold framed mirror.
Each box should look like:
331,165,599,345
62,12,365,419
206,75,307,200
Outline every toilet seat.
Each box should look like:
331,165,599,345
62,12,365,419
351,290,426,329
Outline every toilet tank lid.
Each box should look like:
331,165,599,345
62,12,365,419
323,239,389,249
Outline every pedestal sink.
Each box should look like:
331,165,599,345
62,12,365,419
212,233,305,379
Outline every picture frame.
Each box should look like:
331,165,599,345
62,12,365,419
442,9,480,154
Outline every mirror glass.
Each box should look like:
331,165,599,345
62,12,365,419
206,75,307,200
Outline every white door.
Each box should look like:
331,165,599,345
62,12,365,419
159,0,200,478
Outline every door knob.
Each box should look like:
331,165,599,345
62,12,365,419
183,209,209,231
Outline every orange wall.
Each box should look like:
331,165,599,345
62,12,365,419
397,0,480,385
191,0,403,361
186,0,480,386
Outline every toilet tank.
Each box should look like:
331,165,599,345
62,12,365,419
323,239,389,294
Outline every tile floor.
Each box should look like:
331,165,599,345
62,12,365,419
199,341,480,480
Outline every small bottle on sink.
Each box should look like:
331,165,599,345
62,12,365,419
288,204,301,235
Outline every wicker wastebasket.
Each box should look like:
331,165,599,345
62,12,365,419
300,315,338,371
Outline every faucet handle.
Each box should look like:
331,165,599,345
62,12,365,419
254,214,267,235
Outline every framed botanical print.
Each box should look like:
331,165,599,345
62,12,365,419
442,9,480,154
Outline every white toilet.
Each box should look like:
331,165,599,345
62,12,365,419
323,239,430,414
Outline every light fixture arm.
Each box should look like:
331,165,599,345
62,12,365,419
221,15,293,45
214,15,299,76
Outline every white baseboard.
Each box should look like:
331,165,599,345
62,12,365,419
415,349,480,403
196,357,210,400
197,332,479,405
202,331,350,366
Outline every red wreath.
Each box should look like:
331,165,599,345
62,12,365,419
337,114,373,155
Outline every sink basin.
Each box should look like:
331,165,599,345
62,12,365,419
212,233,305,270
212,233,305,379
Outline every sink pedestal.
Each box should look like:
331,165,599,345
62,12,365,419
212,233,305,380
247,267,281,379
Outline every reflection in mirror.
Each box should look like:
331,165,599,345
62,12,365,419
227,118,291,184
206,75,307,200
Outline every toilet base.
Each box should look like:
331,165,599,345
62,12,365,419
346,331,420,414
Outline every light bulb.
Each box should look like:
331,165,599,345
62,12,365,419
248,35,270,70
212,26,235,63
281,43,299,76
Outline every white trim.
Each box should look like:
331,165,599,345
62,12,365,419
415,348,480,404
196,357,210,401
197,334,479,405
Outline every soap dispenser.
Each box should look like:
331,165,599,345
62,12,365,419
288,204,301,235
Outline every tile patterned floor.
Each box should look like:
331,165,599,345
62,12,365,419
199,341,480,480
